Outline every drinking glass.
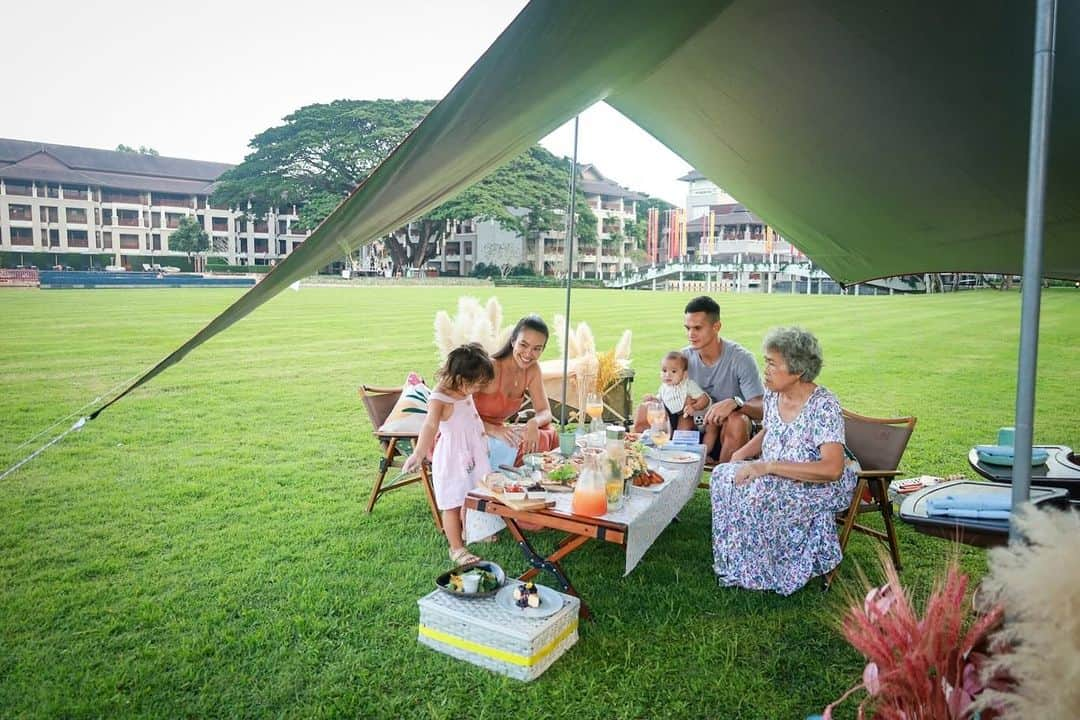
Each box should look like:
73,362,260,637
646,400,671,449
585,392,604,421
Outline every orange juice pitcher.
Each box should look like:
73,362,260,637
572,450,608,517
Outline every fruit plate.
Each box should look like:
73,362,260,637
435,561,506,599
494,583,564,618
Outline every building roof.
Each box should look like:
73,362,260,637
677,169,707,182
685,209,763,231
0,138,233,195
576,163,648,201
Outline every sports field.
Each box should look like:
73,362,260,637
1,285,1076,718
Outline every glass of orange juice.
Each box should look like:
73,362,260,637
645,400,671,448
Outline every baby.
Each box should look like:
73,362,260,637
657,351,717,448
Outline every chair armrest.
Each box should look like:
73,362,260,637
856,470,903,479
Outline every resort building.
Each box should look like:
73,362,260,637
0,138,307,269
430,164,645,279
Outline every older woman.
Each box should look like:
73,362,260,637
709,327,856,595
474,315,558,466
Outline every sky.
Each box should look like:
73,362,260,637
4,0,693,205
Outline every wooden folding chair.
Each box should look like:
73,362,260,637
359,385,443,533
825,409,916,589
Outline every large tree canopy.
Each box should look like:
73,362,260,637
214,99,598,269
212,99,436,227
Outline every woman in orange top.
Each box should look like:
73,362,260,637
475,315,558,466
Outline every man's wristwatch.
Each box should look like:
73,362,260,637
731,396,745,409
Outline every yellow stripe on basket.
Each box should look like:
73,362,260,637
418,620,578,667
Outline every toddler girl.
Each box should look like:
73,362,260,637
403,342,495,565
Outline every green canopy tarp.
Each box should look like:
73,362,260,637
92,0,1078,416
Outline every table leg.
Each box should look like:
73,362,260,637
503,518,593,620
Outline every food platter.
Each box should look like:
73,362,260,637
656,450,700,464
635,465,675,492
435,561,507,599
494,583,564,618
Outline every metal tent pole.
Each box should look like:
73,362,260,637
559,116,580,426
1011,0,1057,541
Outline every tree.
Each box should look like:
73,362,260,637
212,99,436,228
169,217,209,270
116,144,160,156
213,99,600,270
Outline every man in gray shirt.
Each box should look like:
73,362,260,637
636,296,764,462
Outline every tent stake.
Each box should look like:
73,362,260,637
1011,0,1057,541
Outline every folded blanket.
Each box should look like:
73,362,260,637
926,507,1012,521
974,444,1050,466
926,492,1012,512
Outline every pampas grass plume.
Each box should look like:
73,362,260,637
975,508,1080,719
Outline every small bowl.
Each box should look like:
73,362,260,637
522,453,545,470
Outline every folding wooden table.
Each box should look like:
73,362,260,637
464,446,706,619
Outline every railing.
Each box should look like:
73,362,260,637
153,197,192,208
102,194,143,204
8,209,33,221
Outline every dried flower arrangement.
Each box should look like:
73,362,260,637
820,507,1079,719
821,551,1007,720
972,508,1080,719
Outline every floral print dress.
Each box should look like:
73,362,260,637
710,386,856,595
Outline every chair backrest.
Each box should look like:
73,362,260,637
842,409,917,472
359,384,402,433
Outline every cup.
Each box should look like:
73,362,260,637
460,571,481,593
559,431,577,457
997,426,1015,447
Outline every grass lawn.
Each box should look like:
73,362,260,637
0,285,1076,719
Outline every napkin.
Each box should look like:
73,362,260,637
926,492,1012,520
974,444,1049,466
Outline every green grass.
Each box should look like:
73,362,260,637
0,286,1076,719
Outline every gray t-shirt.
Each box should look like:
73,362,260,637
682,339,765,406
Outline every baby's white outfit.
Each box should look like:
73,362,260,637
658,378,706,414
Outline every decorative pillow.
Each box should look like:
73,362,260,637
377,372,430,434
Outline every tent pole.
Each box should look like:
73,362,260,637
1010,0,1057,541
559,116,580,426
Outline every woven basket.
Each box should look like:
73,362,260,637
417,587,579,681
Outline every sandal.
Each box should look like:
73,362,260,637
449,547,481,565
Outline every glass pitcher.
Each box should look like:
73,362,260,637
572,448,608,517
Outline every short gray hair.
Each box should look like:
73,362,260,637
763,326,823,382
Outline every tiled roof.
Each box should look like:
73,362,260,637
686,209,762,230
0,138,232,195
578,178,647,201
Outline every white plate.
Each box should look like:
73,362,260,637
494,583,565,619
636,464,676,493
657,450,700,464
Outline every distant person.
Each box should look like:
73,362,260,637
634,295,764,462
709,327,856,595
403,343,495,566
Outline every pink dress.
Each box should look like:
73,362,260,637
430,391,491,510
